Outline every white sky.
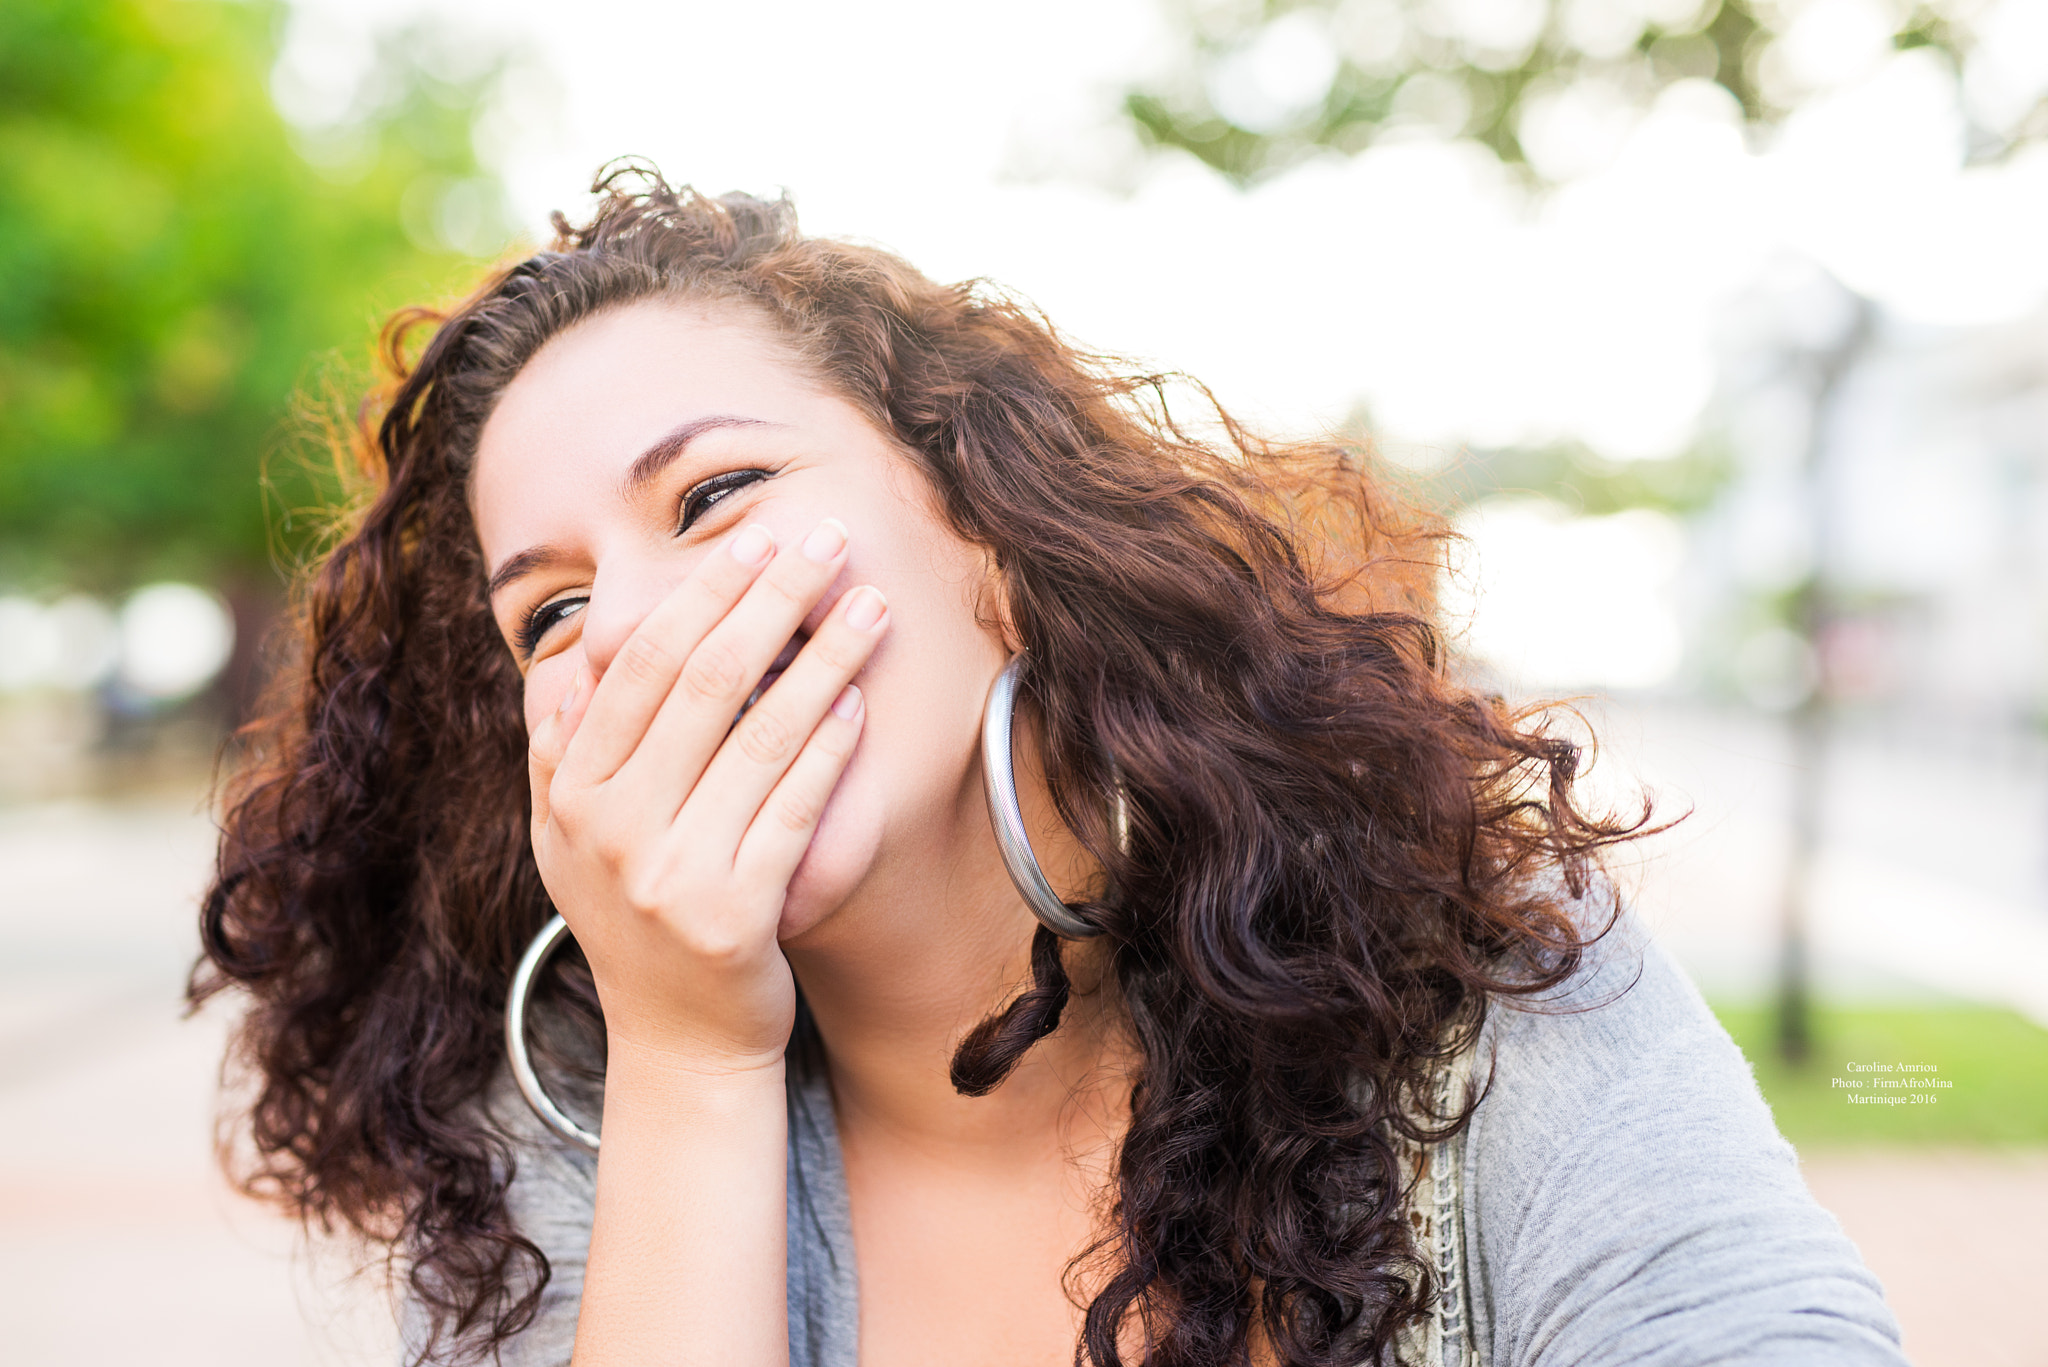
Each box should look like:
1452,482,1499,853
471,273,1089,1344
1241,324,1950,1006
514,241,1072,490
276,0,2048,457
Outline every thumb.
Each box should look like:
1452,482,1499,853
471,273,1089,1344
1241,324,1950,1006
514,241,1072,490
528,666,592,832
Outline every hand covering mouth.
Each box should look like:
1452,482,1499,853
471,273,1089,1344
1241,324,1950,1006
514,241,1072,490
732,632,807,727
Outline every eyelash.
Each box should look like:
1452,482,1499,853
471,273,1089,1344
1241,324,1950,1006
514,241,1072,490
515,597,582,657
677,467,770,534
513,468,772,657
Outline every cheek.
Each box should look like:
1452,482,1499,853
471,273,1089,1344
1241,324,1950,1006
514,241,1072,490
521,653,582,733
776,627,995,935
780,750,888,937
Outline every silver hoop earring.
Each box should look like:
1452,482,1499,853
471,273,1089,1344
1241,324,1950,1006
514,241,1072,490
505,915,601,1152
982,652,1122,941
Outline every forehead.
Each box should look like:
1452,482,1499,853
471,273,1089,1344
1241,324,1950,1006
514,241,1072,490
475,298,813,476
467,298,846,549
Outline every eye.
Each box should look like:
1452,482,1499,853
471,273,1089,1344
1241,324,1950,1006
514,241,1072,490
678,468,771,534
516,596,586,657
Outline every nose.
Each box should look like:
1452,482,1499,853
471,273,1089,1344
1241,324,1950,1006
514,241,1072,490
575,552,684,683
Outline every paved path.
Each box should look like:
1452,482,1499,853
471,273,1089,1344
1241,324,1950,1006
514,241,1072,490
4,698,2046,1363
0,800,393,1365
1581,700,2048,1025
1801,1149,2048,1367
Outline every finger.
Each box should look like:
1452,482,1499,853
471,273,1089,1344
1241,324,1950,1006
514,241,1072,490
680,583,888,850
731,683,865,891
615,518,853,814
557,522,778,789
528,666,592,832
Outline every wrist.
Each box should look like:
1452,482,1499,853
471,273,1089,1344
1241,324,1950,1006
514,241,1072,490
602,1028,787,1117
588,972,795,1081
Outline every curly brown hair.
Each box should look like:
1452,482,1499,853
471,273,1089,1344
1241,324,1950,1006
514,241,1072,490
191,163,1649,1367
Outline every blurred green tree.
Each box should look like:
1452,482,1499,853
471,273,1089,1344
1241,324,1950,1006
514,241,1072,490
0,0,509,589
1125,0,2042,186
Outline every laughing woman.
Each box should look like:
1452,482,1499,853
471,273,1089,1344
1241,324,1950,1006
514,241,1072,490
192,167,1906,1367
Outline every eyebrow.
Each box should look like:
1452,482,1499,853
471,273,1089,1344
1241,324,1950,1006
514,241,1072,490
621,413,782,498
486,544,563,602
486,414,784,602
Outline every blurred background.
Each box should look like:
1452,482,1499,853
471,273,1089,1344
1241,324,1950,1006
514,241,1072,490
3,0,2046,1362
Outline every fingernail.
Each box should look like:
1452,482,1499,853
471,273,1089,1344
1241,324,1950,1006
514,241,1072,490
843,585,886,630
557,670,584,715
802,517,848,564
831,684,862,719
729,524,775,566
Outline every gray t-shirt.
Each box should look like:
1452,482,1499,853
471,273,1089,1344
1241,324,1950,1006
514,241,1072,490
428,900,1908,1366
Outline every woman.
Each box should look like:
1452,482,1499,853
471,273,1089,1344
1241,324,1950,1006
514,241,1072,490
193,166,1907,1367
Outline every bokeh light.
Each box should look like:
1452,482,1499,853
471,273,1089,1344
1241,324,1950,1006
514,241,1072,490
1443,498,1687,691
116,584,236,703
0,587,232,703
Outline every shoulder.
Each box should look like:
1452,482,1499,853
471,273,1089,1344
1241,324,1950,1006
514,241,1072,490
1469,879,1699,1112
397,1028,600,1366
489,1057,602,1256
1456,877,1910,1366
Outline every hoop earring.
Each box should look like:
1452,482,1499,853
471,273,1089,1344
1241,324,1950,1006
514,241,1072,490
982,652,1122,941
505,914,600,1152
